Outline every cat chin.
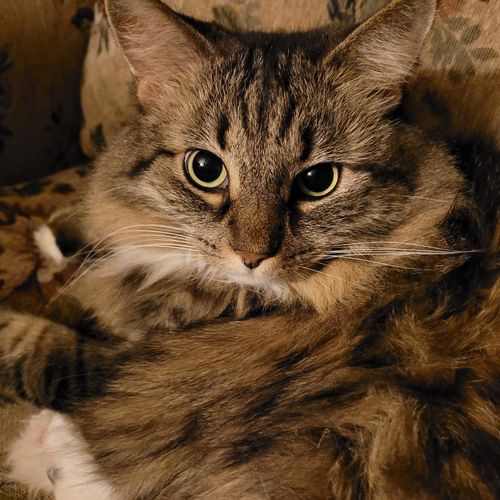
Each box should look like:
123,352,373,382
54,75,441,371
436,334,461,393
222,268,291,301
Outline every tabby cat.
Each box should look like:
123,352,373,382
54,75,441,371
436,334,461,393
1,0,499,498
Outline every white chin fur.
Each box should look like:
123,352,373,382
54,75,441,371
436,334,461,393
96,245,291,301
223,268,290,301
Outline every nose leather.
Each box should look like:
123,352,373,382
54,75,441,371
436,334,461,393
234,250,269,269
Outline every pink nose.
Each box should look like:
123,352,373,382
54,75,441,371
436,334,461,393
234,250,269,269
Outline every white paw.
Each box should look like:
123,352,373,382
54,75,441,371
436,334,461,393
33,224,66,283
8,410,118,500
7,409,57,492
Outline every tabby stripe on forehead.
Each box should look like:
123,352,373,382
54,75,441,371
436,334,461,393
257,46,277,133
275,52,292,93
241,101,250,132
217,114,230,150
279,96,297,139
239,47,256,132
129,149,176,178
240,46,257,94
300,125,314,162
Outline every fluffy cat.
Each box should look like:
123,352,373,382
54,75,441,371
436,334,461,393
0,0,498,498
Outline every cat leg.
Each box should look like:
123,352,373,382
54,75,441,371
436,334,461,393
8,409,118,500
0,307,128,409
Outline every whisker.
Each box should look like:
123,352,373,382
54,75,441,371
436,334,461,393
65,225,196,291
325,241,480,252
320,249,478,258
339,256,427,271
46,246,202,308
383,194,455,204
71,224,193,259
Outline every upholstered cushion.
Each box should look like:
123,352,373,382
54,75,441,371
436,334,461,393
0,0,94,186
0,166,87,500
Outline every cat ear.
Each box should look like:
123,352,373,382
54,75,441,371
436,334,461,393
329,0,436,109
105,0,213,104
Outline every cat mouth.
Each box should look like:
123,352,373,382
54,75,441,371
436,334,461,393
203,246,336,287
280,249,336,278
216,256,289,290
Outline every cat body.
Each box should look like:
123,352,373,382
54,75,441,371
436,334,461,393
0,0,499,498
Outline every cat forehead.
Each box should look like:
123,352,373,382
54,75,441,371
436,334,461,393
187,43,343,151
229,27,353,59
181,59,356,170
211,29,350,92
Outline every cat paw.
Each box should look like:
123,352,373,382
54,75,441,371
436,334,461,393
33,224,66,283
7,409,58,491
8,409,118,499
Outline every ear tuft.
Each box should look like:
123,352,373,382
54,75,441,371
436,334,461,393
330,0,436,106
105,0,212,103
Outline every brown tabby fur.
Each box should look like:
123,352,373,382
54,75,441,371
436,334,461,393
0,0,499,498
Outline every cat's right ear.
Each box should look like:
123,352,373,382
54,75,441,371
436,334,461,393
105,0,213,105
327,0,436,113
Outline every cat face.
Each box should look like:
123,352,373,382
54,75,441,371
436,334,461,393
85,0,460,303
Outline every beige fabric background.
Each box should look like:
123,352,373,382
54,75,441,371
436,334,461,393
0,0,94,186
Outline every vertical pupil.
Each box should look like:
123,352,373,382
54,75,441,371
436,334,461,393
303,166,333,192
193,152,222,182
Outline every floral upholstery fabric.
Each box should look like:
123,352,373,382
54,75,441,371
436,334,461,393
0,0,498,498
0,166,88,499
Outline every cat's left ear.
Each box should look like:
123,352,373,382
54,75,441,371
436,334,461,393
328,0,436,111
105,0,217,104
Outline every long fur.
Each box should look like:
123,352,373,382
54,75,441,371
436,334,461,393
0,0,498,498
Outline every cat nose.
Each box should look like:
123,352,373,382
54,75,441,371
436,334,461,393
234,250,270,269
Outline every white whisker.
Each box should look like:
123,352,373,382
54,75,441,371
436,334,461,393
339,256,426,271
72,223,193,259
46,243,202,308
384,194,455,204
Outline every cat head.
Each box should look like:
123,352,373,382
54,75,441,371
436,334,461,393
84,0,463,309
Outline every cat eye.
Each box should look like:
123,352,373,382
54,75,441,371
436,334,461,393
295,163,340,199
184,150,228,190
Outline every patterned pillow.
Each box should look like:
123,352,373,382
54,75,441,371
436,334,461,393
80,0,499,158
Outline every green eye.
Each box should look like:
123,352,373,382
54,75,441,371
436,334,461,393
184,150,228,190
296,163,340,198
